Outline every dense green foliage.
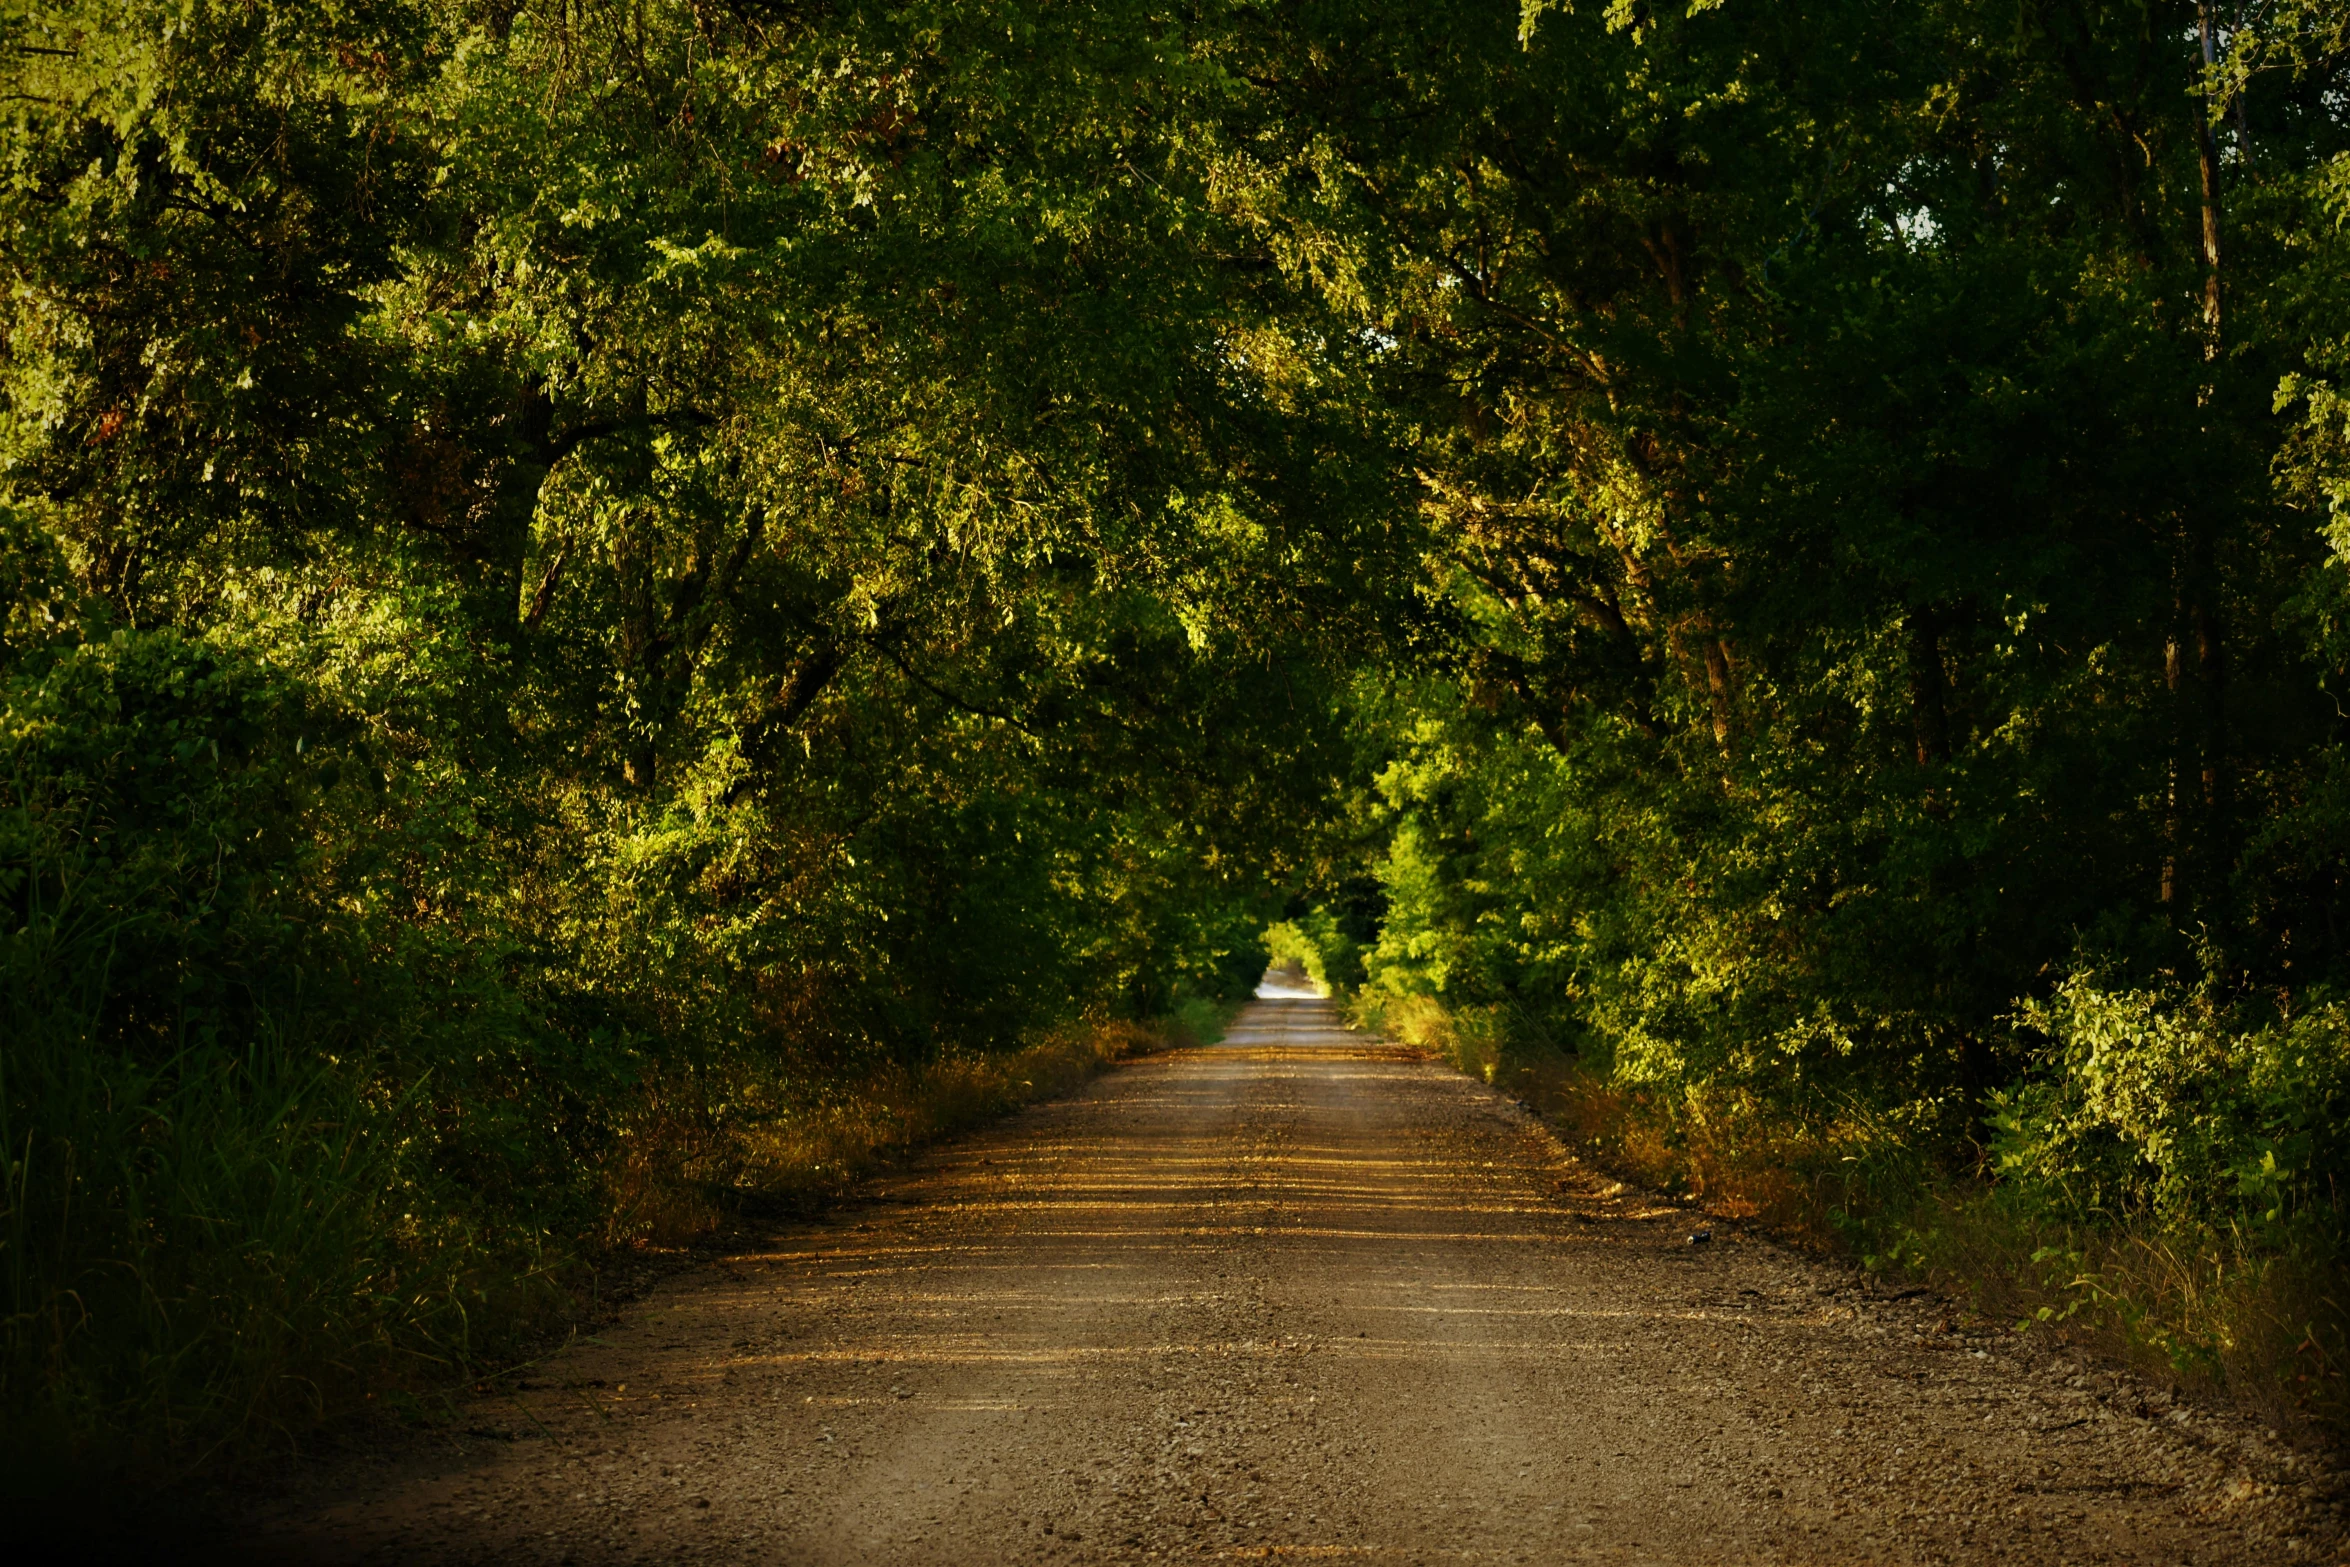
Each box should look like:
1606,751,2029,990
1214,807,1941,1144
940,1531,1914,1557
1232,0,2350,1415
7,0,2350,1456
1248,0,2350,1420
1253,2,2344,1168
0,0,1376,1458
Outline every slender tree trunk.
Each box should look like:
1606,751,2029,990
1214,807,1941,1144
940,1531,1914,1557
619,518,659,791
1907,605,1952,767
2197,599,2227,809
2162,593,2183,909
2161,571,2230,919
522,542,569,631
1958,1027,1995,1151
2168,12,2230,916
2191,543,2229,908
2196,2,2224,347
1702,635,1734,747
2231,2,2254,168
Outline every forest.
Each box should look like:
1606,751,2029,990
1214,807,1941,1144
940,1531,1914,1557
4,0,2349,1468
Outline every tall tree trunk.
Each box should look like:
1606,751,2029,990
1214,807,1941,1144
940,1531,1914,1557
2196,2,2224,347
2166,11,2231,917
2161,567,2230,919
619,518,659,791
1702,635,1735,748
2156,12,2231,914
2231,1,2254,168
1907,605,1952,767
2162,596,2183,910
2190,539,2229,916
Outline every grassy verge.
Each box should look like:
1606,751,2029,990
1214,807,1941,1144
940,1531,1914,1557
1353,990,2349,1445
602,1002,1231,1246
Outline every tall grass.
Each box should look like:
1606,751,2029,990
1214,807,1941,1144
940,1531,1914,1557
603,1008,1226,1247
1871,1189,2347,1438
1,891,1226,1479
0,878,513,1472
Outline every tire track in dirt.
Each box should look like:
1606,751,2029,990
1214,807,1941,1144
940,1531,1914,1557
242,989,2340,1564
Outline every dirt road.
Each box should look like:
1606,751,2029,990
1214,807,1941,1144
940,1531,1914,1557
250,988,2336,1564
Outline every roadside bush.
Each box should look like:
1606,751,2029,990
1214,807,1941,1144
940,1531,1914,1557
1374,978,2350,1436
1995,975,2350,1230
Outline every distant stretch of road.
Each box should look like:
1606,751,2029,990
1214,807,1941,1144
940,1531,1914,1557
252,979,2321,1564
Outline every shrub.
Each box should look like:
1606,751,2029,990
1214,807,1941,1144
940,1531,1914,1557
1995,975,2350,1230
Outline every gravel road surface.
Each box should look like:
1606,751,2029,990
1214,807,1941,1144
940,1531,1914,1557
247,986,2339,1564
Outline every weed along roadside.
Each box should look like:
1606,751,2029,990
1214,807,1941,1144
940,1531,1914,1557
594,1003,1238,1242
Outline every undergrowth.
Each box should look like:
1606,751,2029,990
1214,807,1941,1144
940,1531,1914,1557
602,1007,1226,1246
0,982,1225,1480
